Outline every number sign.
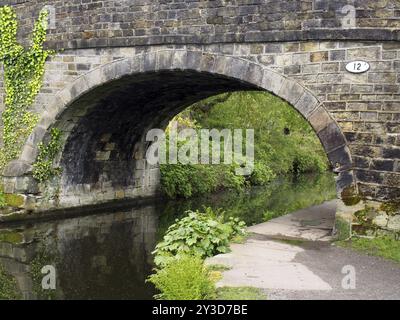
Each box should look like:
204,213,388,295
345,61,370,74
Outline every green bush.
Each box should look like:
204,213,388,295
250,163,276,186
153,207,246,267
160,164,245,199
147,255,216,300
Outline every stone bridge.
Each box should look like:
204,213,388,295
0,0,399,223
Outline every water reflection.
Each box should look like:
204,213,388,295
0,173,335,300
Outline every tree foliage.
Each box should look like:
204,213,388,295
160,91,329,198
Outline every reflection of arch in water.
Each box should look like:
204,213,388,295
0,204,158,299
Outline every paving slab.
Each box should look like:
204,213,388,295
248,200,337,241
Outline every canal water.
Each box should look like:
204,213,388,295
0,173,335,300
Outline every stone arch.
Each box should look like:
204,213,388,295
4,49,355,207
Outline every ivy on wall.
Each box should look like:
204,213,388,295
32,127,62,182
0,6,54,172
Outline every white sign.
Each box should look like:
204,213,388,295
346,61,370,74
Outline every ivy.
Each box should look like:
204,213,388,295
0,6,54,172
32,128,62,182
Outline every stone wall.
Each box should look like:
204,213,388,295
1,0,400,49
0,0,399,218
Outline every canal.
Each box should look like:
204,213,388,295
0,173,336,299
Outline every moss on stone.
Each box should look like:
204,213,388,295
341,186,361,206
334,216,351,241
4,194,24,208
380,202,400,216
0,230,23,244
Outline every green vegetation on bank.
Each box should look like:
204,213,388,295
216,286,266,300
152,207,246,267
148,255,216,300
337,236,400,263
147,207,250,300
160,92,329,198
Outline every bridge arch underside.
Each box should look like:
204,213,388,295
57,70,262,204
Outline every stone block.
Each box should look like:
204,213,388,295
295,92,319,118
95,151,111,161
387,215,400,231
319,122,347,153
157,50,175,70
3,161,32,177
310,51,328,62
308,107,333,132
244,63,264,86
278,79,304,105
347,47,381,60
328,145,352,172
185,51,202,71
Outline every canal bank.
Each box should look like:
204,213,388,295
206,200,400,300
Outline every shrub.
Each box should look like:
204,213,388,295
249,163,275,186
153,207,246,267
147,255,216,300
160,164,245,199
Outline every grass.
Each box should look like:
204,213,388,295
230,234,248,244
337,236,400,263
216,286,267,300
207,264,232,272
